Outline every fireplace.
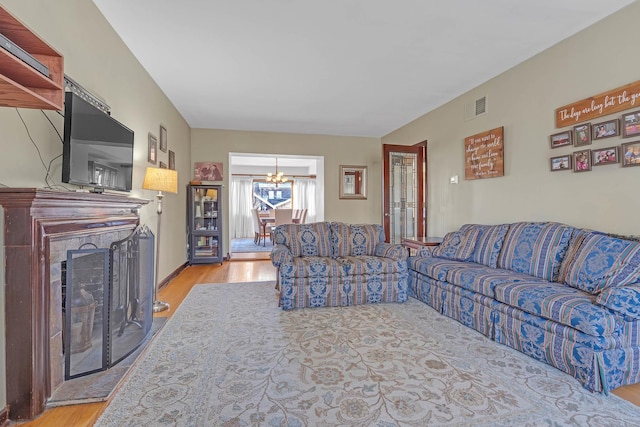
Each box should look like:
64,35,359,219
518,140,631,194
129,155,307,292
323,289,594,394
0,189,150,420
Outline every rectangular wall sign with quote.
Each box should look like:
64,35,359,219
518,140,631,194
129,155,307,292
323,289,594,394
555,81,640,128
464,126,504,181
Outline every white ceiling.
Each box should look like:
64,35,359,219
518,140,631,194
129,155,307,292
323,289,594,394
93,0,635,138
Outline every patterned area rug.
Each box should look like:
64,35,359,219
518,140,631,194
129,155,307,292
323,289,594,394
95,282,640,426
231,237,273,253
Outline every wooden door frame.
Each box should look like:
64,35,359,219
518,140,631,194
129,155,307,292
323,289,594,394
382,141,427,242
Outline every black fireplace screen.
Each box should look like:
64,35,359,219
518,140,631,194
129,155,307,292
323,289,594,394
64,226,154,379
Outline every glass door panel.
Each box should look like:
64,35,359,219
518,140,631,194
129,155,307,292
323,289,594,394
383,143,425,244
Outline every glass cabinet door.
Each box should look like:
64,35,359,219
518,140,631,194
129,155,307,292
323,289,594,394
191,187,219,232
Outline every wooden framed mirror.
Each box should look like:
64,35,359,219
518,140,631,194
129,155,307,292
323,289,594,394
339,165,367,199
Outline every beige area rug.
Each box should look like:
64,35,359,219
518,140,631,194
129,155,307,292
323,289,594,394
95,282,640,426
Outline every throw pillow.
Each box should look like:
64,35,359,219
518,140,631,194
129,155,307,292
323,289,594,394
432,227,480,261
561,232,640,294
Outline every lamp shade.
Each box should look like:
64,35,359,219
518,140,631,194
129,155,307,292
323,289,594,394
142,167,178,193
205,189,217,198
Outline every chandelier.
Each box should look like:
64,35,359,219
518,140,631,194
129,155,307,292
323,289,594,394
266,158,288,184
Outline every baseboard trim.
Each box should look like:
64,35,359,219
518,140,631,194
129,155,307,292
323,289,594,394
0,405,9,427
159,262,188,289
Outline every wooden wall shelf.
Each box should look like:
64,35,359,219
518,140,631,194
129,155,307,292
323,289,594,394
0,6,64,110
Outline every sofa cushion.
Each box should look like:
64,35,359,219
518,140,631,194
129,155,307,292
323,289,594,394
330,223,384,257
338,255,406,276
596,286,640,320
560,232,640,294
432,227,480,261
446,265,548,298
409,256,479,282
283,256,343,278
460,223,510,268
497,222,574,282
494,281,618,337
275,223,332,258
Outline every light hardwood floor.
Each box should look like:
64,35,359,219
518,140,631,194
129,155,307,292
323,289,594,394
11,258,640,425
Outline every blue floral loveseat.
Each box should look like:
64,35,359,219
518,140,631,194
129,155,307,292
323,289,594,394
270,222,408,310
408,221,640,393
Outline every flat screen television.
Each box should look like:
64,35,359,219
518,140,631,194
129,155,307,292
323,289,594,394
62,92,134,192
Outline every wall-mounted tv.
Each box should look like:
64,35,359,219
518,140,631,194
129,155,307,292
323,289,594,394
62,92,134,192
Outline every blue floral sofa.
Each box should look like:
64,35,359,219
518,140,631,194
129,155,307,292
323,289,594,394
270,222,408,310
408,221,640,394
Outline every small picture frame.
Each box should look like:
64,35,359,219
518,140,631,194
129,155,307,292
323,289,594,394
159,125,168,152
621,141,640,167
622,110,640,138
159,161,167,169
573,123,591,146
592,146,619,166
592,119,620,140
573,149,592,172
550,131,572,149
148,133,157,164
169,150,176,170
550,154,571,171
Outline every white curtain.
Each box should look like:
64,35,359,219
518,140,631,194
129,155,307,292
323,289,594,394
230,177,254,238
293,178,317,223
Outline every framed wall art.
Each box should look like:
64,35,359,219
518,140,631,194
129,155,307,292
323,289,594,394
573,123,591,146
592,119,619,140
592,146,619,166
550,131,572,149
159,125,168,152
194,162,223,181
622,141,640,167
550,154,571,171
169,150,176,170
573,149,591,172
622,110,640,138
148,133,157,165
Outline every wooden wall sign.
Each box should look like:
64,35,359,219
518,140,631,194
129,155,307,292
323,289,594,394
556,80,640,128
464,126,504,180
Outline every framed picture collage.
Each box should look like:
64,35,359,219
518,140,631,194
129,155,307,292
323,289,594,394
550,110,640,172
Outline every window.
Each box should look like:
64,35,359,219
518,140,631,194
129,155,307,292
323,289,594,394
253,180,293,212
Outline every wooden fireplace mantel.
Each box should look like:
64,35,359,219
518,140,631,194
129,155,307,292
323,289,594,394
0,189,149,420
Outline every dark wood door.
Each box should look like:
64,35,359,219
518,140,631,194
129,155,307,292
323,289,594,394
382,142,426,243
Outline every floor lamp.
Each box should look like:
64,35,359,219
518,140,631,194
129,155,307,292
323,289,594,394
142,167,178,313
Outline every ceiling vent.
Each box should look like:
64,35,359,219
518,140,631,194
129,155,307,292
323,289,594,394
464,95,487,120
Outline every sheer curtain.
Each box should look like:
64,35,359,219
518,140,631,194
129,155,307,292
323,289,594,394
230,177,254,238
293,178,317,223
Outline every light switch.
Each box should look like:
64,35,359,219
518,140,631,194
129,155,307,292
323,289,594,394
450,175,459,184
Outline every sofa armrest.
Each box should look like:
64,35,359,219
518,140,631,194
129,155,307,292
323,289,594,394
417,246,435,257
596,285,640,320
270,244,293,267
374,242,408,262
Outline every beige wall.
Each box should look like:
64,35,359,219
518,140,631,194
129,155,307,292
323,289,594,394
383,2,640,237
0,0,192,411
191,128,382,254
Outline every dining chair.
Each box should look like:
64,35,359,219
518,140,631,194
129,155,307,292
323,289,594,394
270,208,294,241
251,208,266,245
299,208,308,224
